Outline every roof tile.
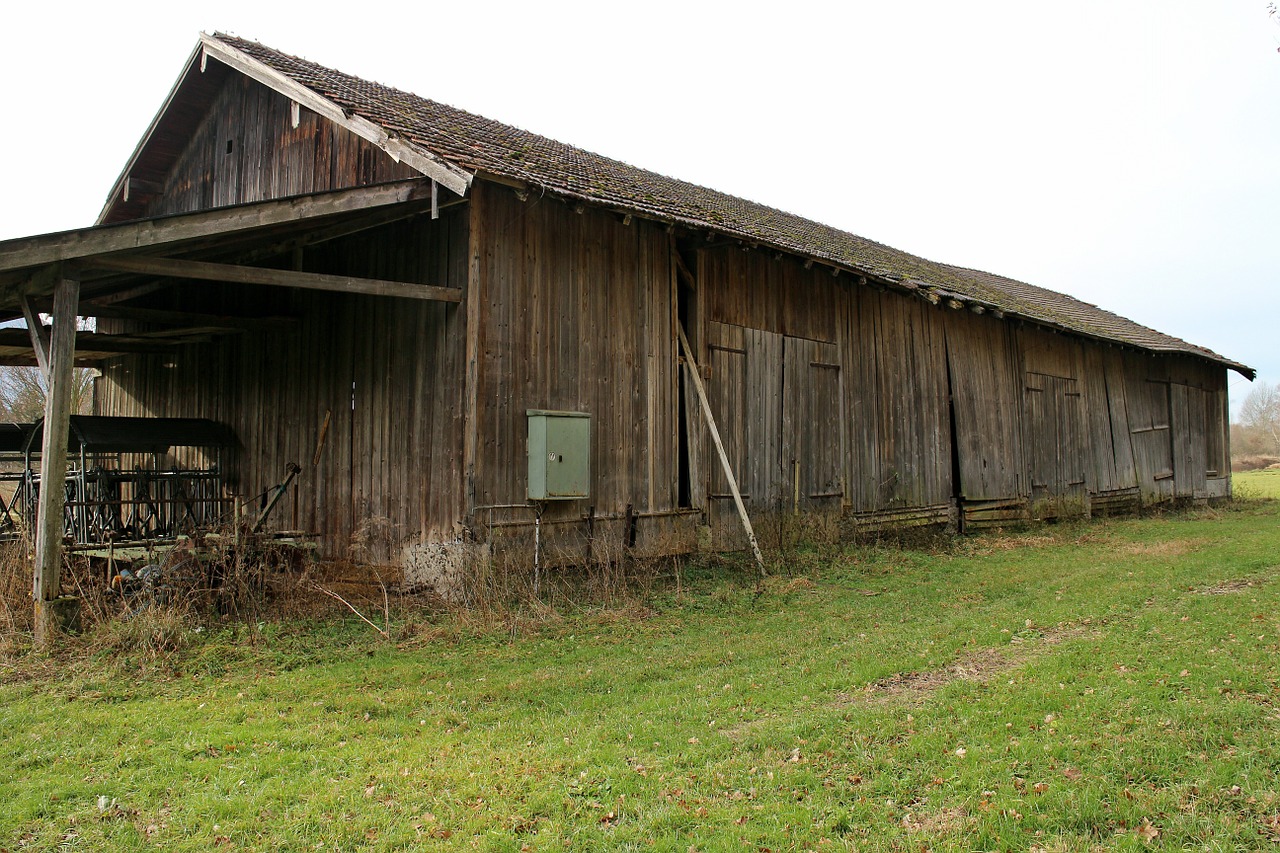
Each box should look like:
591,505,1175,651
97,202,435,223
214,34,1250,377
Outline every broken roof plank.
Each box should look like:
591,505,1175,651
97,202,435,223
0,328,184,358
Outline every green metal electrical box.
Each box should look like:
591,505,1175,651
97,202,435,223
527,410,591,500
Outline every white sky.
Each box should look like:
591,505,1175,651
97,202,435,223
2,1,1275,414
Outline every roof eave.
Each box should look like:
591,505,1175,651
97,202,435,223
198,34,474,196
96,42,207,226
473,172,1256,380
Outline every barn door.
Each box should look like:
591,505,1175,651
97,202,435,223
1169,383,1209,499
781,337,844,513
703,322,843,549
1129,379,1175,503
1025,373,1086,517
704,323,783,548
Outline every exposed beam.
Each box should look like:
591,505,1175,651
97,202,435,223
218,196,466,269
20,297,52,381
44,300,299,333
0,178,438,275
0,328,188,356
82,256,462,303
200,35,472,196
123,176,164,202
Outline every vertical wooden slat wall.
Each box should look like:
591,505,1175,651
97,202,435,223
95,210,468,562
143,75,418,218
943,310,1025,503
467,185,681,550
90,68,1239,567
849,288,952,514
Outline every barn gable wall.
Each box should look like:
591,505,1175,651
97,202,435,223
141,73,419,218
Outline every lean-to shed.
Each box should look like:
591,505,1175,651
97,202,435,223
0,33,1252,592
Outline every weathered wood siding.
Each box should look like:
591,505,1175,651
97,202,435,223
697,248,953,534
943,311,1025,510
90,59,1236,563
844,287,951,518
1081,346,1138,499
142,74,418,218
692,243,1232,536
95,211,468,560
468,185,685,551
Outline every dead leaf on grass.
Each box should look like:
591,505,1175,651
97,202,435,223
843,625,1093,705
901,807,970,835
1135,818,1160,843
1199,577,1265,595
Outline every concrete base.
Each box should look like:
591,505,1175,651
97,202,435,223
401,541,489,603
33,595,81,647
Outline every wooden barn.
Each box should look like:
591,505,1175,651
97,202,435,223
0,34,1252,611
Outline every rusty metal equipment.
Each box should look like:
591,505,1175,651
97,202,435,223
6,416,238,545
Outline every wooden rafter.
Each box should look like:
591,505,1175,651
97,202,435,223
0,178,438,275
0,328,188,357
81,255,462,303
199,34,472,196
41,300,298,333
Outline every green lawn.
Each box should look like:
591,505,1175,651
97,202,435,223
3,502,1279,851
1234,469,1280,500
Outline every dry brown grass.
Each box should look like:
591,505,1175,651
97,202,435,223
1232,455,1280,472
841,624,1097,706
0,534,360,666
0,539,32,654
1198,577,1266,595
1119,538,1204,558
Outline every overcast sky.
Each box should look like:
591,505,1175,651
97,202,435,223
1,1,1275,414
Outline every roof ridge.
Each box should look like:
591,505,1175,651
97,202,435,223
203,33,1252,378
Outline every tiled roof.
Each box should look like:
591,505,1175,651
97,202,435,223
213,34,1251,378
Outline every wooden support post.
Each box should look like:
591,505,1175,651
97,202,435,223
462,184,484,526
32,274,80,649
676,323,766,578
20,296,52,382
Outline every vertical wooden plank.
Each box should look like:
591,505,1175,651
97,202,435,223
33,274,80,647
463,184,484,524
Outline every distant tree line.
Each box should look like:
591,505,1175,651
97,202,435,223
0,366,94,423
1232,380,1280,466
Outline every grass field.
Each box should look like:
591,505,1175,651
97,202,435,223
1233,469,1280,500
3,501,1279,851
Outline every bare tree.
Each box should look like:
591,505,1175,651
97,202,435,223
1237,380,1280,456
0,366,94,422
